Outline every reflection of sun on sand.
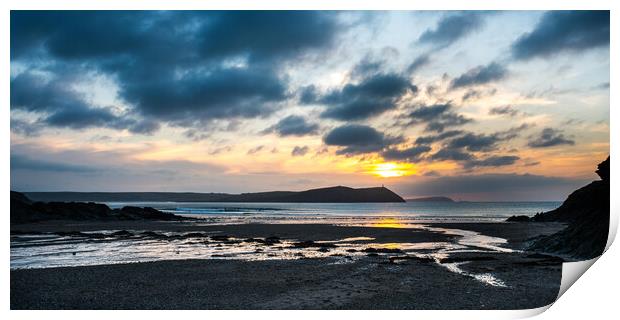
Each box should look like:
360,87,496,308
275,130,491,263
372,218,408,228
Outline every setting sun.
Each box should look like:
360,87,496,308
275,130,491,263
369,162,415,178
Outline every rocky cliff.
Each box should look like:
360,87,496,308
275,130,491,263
508,157,610,260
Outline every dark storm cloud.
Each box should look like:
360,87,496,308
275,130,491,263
298,85,319,105
11,154,99,173
447,132,504,152
315,73,417,121
450,62,509,89
10,71,86,114
381,145,431,162
11,11,341,63
291,146,310,157
263,115,319,137
198,11,343,62
511,11,610,61
11,11,345,130
417,12,485,48
528,128,575,148
323,124,403,155
122,66,288,124
430,148,474,162
463,155,520,169
402,103,472,133
10,71,160,134
446,124,529,152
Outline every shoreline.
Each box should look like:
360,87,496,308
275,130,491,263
11,220,565,309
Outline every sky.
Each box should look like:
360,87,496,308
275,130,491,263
10,11,610,201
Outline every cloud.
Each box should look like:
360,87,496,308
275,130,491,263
450,62,509,89
415,130,464,144
247,145,266,155
489,105,520,117
402,103,472,132
323,124,403,155
427,125,529,167
462,88,497,102
448,132,504,152
122,66,288,124
528,128,575,148
445,124,528,153
10,119,42,136
407,54,431,74
11,11,346,131
10,71,160,134
430,148,474,162
397,173,588,201
381,145,431,162
463,155,520,168
315,73,417,121
417,12,485,48
263,115,319,137
291,146,310,157
511,11,610,60
11,154,99,173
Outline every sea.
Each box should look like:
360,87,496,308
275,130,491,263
105,201,562,224
11,200,562,284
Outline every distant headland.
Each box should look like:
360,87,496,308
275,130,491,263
22,186,406,203
406,196,455,203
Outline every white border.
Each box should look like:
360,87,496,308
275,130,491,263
2,1,617,319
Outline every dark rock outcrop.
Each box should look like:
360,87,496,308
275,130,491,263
11,191,184,223
516,157,610,260
506,215,530,222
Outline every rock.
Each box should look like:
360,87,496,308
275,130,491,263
10,191,188,223
292,241,337,248
265,236,281,244
183,232,208,238
528,156,610,260
243,237,280,245
439,256,497,264
506,215,530,222
210,235,231,241
111,230,133,237
363,247,403,254
317,247,330,253
389,255,434,264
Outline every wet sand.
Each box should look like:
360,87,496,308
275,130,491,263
10,220,565,310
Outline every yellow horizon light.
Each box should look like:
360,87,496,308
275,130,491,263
369,162,416,178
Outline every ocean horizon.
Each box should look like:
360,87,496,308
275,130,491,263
105,201,562,223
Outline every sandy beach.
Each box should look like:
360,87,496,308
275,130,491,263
11,220,565,309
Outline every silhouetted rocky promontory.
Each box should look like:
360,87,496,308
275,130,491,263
507,157,610,260
11,191,184,224
24,186,405,203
